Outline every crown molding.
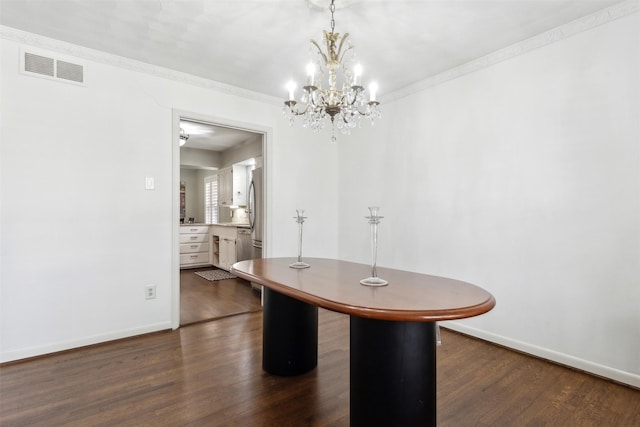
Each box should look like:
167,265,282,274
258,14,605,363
0,25,282,106
384,0,640,103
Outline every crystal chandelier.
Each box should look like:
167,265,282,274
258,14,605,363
283,0,381,142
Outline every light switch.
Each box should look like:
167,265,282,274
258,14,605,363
145,177,155,190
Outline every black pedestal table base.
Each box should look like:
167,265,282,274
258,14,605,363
262,288,318,375
350,317,437,427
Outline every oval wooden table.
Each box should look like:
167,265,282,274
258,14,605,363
231,257,496,427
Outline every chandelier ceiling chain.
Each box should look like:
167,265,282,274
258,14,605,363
283,0,381,142
329,0,335,33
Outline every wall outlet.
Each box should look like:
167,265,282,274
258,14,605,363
145,284,156,300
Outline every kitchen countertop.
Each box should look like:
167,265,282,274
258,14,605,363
181,222,250,228
216,222,250,228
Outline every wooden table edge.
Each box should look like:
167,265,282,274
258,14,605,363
231,259,496,322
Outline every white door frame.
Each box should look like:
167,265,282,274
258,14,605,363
171,109,271,329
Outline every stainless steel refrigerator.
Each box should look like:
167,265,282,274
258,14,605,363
247,167,263,259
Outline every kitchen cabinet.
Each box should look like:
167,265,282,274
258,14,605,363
232,164,247,206
218,167,233,207
179,225,211,268
219,237,237,271
210,225,238,271
218,165,247,207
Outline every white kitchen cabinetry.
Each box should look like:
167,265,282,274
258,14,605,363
210,225,237,271
218,165,247,207
179,225,211,268
218,167,233,207
219,237,237,271
232,164,247,206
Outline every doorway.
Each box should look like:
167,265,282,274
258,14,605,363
172,110,270,328
179,269,262,325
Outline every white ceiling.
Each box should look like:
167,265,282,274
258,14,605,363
180,120,259,152
0,0,624,97
0,0,624,149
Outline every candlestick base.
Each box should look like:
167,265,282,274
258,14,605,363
359,277,389,286
290,261,311,269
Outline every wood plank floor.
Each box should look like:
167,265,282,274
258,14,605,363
180,268,262,325
2,311,639,425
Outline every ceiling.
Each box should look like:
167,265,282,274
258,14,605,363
0,0,624,149
0,0,624,98
180,120,260,152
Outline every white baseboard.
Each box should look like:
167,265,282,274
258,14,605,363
4,320,638,390
0,322,172,363
441,321,640,389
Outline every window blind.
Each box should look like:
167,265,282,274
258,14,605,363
204,174,219,224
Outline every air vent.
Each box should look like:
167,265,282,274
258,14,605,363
56,60,84,83
24,53,55,77
21,49,86,86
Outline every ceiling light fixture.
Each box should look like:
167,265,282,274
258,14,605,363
283,0,380,142
179,127,190,146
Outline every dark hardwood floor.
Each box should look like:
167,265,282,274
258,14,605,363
180,267,262,325
1,298,638,425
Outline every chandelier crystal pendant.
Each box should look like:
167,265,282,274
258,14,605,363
283,0,380,142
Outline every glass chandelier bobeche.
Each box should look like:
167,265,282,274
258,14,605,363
283,0,380,142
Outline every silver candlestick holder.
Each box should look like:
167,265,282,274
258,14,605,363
290,209,310,269
360,206,388,286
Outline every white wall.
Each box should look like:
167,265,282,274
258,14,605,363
267,121,340,259
180,146,221,169
2,8,636,388
221,136,262,167
0,30,339,362
338,12,640,387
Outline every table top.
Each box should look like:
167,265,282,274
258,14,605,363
231,257,495,322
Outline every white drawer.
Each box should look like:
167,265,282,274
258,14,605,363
179,234,209,244
180,242,209,254
180,252,210,265
180,226,209,234
210,225,238,239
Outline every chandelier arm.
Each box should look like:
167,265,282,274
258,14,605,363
338,87,364,107
296,105,313,115
285,101,311,116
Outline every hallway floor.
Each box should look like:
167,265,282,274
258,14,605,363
180,267,262,326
